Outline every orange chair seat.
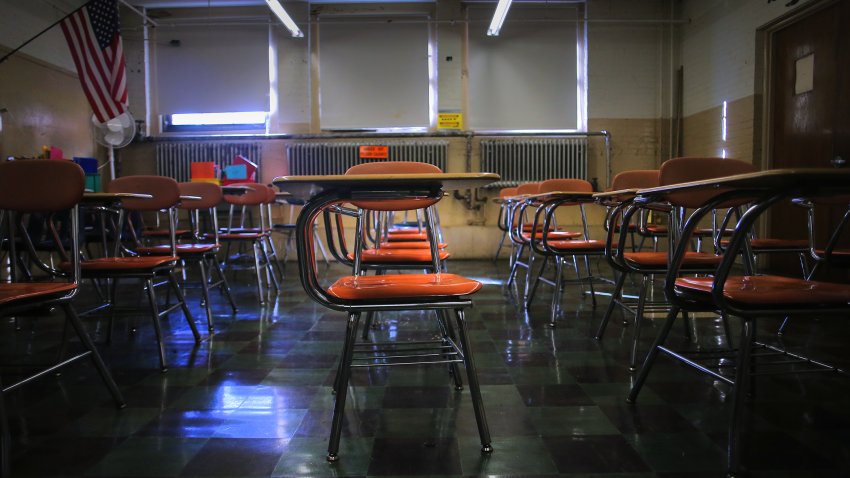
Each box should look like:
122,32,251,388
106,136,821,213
0,282,77,306
720,238,809,250
137,244,220,255
378,241,448,250
623,251,721,269
521,231,583,241
545,239,607,252
347,249,451,263
217,232,268,240
386,232,429,242
70,256,179,272
675,275,850,308
327,273,482,300
645,225,668,234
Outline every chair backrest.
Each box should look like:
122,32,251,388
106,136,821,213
538,178,593,194
0,160,84,212
516,182,541,196
345,161,443,211
222,183,269,206
0,159,84,284
178,182,222,210
499,187,518,199
107,175,180,211
611,170,659,190
660,157,757,208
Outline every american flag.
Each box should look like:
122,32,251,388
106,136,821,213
61,0,128,124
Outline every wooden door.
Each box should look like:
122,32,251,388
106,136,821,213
767,0,850,276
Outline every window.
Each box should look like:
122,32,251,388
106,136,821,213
467,5,583,131
155,24,270,127
317,16,432,131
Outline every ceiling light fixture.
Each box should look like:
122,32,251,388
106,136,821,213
487,0,513,36
265,0,304,38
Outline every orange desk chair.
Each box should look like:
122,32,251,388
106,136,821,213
627,169,850,477
493,186,518,261
322,162,451,275
596,159,756,371
523,179,607,326
76,175,202,371
0,160,125,477
603,170,660,252
330,162,451,339
137,182,238,332
291,178,491,463
220,183,280,303
505,182,583,295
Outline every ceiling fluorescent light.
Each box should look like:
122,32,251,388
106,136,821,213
487,0,513,36
265,0,304,38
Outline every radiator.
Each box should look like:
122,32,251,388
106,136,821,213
479,138,587,189
287,141,448,175
155,142,262,182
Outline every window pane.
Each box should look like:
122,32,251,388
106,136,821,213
468,6,579,130
156,24,270,115
319,20,430,129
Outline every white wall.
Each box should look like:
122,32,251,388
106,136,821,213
680,0,817,116
587,0,673,119
0,0,82,71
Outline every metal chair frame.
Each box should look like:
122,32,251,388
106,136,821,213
293,186,491,463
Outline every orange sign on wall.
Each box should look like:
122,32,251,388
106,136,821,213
359,145,389,159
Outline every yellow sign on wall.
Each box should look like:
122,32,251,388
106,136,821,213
437,112,463,130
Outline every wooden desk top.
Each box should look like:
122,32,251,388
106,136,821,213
81,192,152,204
272,173,499,200
635,169,850,200
523,191,596,202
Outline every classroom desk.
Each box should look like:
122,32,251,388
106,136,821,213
625,168,850,476
272,172,499,462
273,173,498,275
273,173,499,201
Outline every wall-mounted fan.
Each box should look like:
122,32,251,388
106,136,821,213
92,111,136,179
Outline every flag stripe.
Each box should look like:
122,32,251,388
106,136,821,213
61,0,128,124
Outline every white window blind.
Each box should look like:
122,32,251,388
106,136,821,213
468,6,580,130
318,19,430,130
156,24,270,115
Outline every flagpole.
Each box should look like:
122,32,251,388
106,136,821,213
0,1,91,65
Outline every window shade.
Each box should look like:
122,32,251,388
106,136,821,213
468,6,580,130
318,20,430,130
156,24,270,114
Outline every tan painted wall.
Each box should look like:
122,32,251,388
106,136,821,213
0,51,99,165
682,94,755,163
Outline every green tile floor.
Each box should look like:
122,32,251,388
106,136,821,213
3,259,849,477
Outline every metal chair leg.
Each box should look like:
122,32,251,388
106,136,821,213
548,257,564,328
197,259,215,332
211,256,238,313
327,312,361,462
627,305,680,403
62,303,126,407
728,318,755,476
144,278,168,372
454,308,492,453
169,271,202,344
595,271,627,340
629,275,651,372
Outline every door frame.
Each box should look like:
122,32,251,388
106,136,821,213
756,0,842,171
754,0,842,241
